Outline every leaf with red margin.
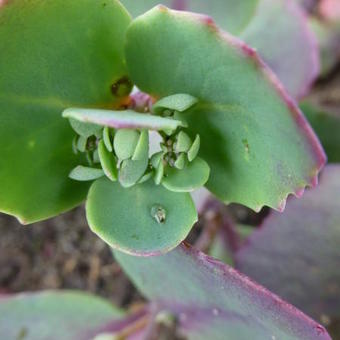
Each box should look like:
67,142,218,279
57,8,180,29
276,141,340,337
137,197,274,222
238,0,320,99
125,6,326,212
115,243,330,340
235,165,340,326
121,0,319,99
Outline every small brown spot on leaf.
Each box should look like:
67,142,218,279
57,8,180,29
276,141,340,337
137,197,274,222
110,76,133,98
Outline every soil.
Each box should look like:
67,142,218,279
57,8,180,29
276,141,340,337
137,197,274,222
0,207,143,307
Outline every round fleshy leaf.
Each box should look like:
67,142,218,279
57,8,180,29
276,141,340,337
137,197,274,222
119,158,149,188
69,119,102,138
162,157,210,192
124,7,325,212
114,129,140,160
63,108,185,132
98,140,118,181
152,93,198,114
86,178,198,255
69,166,104,182
0,0,131,223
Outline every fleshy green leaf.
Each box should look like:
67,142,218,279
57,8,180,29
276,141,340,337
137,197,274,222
103,126,113,152
63,108,185,132
115,244,330,339
69,119,102,138
113,129,140,160
235,165,340,324
0,0,131,223
69,166,104,182
118,130,149,188
174,131,192,153
187,134,200,162
162,157,210,192
86,178,197,255
152,93,198,114
301,102,340,163
124,7,325,212
119,157,149,188
122,0,319,98
98,140,118,181
0,291,124,340
132,130,149,160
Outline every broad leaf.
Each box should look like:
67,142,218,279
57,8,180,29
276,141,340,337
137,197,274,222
0,291,124,340
125,7,325,212
301,102,340,162
86,178,197,255
235,165,340,325
122,0,319,98
0,0,131,223
115,244,330,339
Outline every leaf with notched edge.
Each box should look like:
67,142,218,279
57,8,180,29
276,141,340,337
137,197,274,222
125,7,325,212
235,165,340,326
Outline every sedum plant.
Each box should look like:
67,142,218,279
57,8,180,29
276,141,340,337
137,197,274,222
1,0,339,339
0,0,326,255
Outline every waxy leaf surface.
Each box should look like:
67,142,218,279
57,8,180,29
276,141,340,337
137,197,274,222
235,165,340,324
0,291,123,340
115,244,330,339
125,7,325,212
87,178,197,255
0,0,131,223
122,0,319,98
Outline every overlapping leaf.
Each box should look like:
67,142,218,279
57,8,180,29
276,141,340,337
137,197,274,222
121,0,319,98
0,0,131,223
115,243,330,339
0,291,124,340
235,165,340,326
125,6,325,212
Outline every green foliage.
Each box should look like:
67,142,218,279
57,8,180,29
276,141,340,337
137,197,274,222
124,6,325,212
0,0,131,223
0,1,325,254
86,178,197,255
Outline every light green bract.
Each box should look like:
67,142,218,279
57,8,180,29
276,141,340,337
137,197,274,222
162,157,210,192
86,178,197,255
0,0,131,223
63,108,185,133
124,6,325,212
